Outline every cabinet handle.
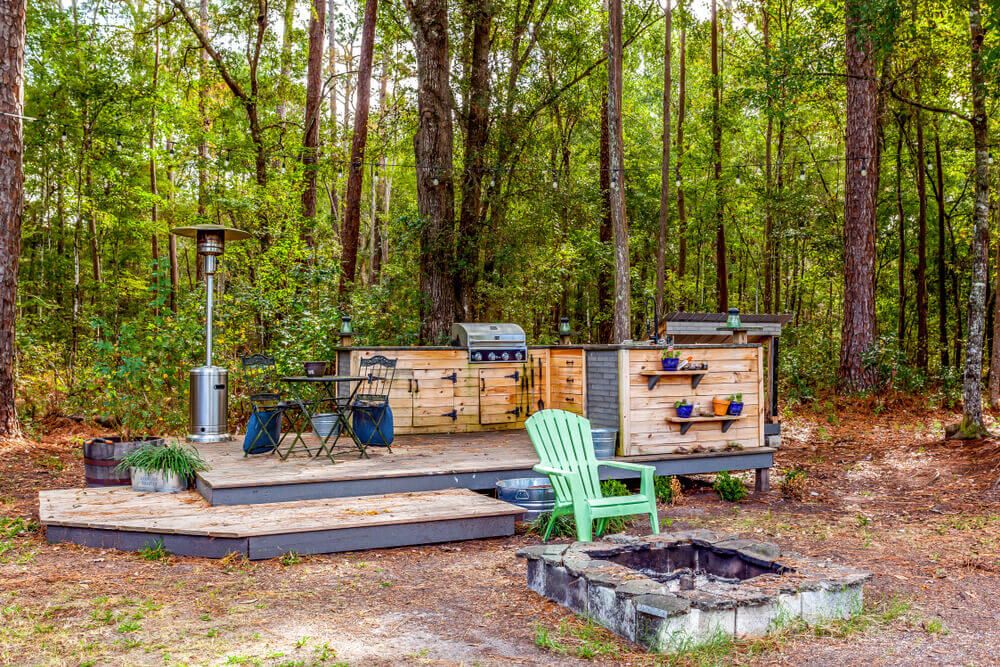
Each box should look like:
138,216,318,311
414,379,420,393
408,378,413,393
481,377,486,392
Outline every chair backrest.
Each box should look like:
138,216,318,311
524,409,602,502
357,354,397,404
241,353,277,397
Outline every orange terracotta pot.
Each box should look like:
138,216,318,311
712,397,731,416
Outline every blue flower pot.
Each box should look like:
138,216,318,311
727,402,744,416
661,357,680,371
244,409,281,455
675,404,694,418
352,403,394,447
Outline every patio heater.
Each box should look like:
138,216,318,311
170,224,251,443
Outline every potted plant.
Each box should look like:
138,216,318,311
660,348,681,371
727,393,744,416
712,395,732,416
117,442,209,493
674,400,694,419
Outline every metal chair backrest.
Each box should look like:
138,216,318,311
356,354,397,404
241,353,279,399
524,409,603,504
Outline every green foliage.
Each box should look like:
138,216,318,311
116,442,209,481
673,399,690,408
653,475,677,504
137,539,169,562
713,471,748,503
661,349,681,359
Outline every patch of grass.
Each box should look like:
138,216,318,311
534,618,622,659
279,551,301,567
659,628,735,664
137,539,169,561
0,517,40,562
219,551,252,572
922,617,948,635
116,619,141,633
713,471,748,502
35,454,65,472
534,624,566,653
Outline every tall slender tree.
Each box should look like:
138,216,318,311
608,0,630,342
405,0,456,342
656,0,672,317
711,0,727,310
340,0,378,294
675,10,687,281
839,0,880,392
301,0,327,233
0,0,25,437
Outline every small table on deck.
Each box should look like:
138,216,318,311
277,375,367,462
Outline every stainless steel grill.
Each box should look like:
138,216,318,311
451,323,527,363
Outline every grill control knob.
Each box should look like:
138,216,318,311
488,352,496,361
515,351,524,360
501,352,510,360
472,352,482,361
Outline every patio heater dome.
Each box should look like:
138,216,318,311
170,224,251,443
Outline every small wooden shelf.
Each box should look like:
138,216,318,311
639,369,707,390
665,414,746,435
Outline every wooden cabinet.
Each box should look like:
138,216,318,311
478,367,524,425
549,349,584,415
412,368,471,427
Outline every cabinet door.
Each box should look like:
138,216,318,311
479,366,526,425
411,368,462,427
386,368,414,428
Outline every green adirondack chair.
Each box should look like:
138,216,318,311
525,409,660,542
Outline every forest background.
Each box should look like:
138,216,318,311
7,0,1000,437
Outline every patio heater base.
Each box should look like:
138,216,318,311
187,366,230,444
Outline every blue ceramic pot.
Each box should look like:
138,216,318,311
661,357,680,371
727,402,744,416
676,404,694,418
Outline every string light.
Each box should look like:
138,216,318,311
799,164,806,181
734,167,741,185
990,153,994,165
552,178,558,190
860,159,868,177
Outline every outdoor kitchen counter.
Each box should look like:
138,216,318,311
335,343,765,454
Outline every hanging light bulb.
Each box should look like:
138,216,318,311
675,177,681,188
735,168,741,185
860,159,867,177
799,164,806,181
61,131,67,143
116,139,123,150
552,178,558,190
990,153,995,165
432,177,439,186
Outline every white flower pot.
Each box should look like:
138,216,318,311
130,469,188,493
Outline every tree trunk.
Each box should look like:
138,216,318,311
935,129,948,366
957,0,990,437
405,0,456,343
895,117,906,348
455,0,493,320
711,0,727,310
598,90,613,343
198,0,209,217
301,0,326,231
676,15,687,281
339,0,377,295
762,0,773,312
991,207,1000,408
277,0,295,122
151,0,161,294
607,0,630,343
914,80,929,372
327,0,340,237
0,0,25,437
655,0,672,317
839,0,879,392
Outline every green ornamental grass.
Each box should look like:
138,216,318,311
116,442,209,481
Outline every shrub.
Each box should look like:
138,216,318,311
713,471,748,502
779,468,808,501
654,475,682,505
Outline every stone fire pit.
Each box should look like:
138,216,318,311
517,530,871,652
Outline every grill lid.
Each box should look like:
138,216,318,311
451,323,527,362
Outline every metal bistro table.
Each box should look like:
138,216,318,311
276,375,367,462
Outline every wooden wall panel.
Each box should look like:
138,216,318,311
620,347,764,456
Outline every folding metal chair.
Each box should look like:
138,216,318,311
241,354,295,456
352,355,398,453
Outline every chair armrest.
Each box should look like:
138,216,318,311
597,460,656,498
596,460,654,474
533,465,587,501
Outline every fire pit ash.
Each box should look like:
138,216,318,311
517,530,871,652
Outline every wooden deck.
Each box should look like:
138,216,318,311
195,430,775,506
40,487,522,559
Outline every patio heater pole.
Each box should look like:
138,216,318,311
170,225,250,443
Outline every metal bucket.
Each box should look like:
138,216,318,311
311,413,340,439
592,428,618,459
496,477,555,520
131,469,187,493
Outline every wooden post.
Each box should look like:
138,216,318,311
755,468,770,493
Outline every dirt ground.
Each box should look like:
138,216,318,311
4,398,1000,666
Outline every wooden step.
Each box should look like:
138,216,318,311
40,487,523,560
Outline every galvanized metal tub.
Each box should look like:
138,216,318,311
131,469,187,493
311,413,340,439
591,428,618,459
496,477,555,520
